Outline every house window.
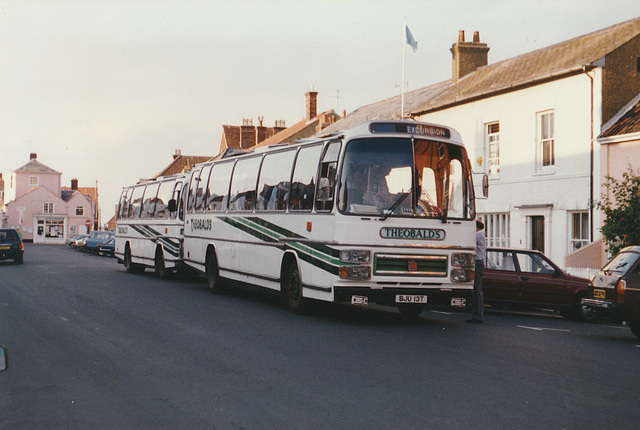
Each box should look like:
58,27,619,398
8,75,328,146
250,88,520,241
76,206,84,216
537,111,555,171
30,176,39,186
480,213,510,248
43,202,54,214
570,212,589,252
486,122,500,176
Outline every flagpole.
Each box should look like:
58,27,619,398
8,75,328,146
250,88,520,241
401,21,406,118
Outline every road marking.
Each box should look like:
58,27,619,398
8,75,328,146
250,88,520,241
516,325,570,332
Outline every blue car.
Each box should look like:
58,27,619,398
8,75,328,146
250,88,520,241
98,237,115,257
83,231,114,253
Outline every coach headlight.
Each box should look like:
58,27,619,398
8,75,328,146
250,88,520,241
451,268,474,283
339,265,371,280
340,249,371,263
451,252,474,267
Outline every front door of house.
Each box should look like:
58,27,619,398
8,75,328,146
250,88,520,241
531,216,545,254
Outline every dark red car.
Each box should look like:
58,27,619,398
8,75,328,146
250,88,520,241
483,248,594,321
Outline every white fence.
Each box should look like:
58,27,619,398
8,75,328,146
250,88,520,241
564,267,599,280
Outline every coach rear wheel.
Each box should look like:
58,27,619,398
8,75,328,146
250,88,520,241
206,252,224,293
283,264,308,314
124,246,143,274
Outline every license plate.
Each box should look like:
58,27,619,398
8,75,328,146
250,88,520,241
593,289,606,299
0,245,9,250
451,297,466,307
395,295,427,304
351,295,369,305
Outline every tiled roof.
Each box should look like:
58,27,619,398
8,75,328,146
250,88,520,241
253,110,339,148
600,95,640,138
321,17,640,135
154,155,213,178
14,158,60,174
61,186,97,202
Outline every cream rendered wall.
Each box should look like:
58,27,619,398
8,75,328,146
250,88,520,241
416,71,603,265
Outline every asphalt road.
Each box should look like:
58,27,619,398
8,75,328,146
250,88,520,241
1,244,639,429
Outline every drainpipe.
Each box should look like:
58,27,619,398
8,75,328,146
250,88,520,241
583,65,594,243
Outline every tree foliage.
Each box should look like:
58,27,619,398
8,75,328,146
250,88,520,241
597,166,640,256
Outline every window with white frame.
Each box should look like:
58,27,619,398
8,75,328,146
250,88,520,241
486,122,500,176
537,111,555,171
43,202,54,214
480,213,510,248
570,211,589,252
30,176,39,186
76,206,84,216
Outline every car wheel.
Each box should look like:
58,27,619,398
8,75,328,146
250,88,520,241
574,293,598,322
154,248,169,279
397,303,425,319
206,252,224,293
282,263,308,314
14,255,23,265
629,320,640,339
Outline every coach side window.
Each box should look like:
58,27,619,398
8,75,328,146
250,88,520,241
154,180,173,219
290,145,322,211
257,150,295,211
187,167,203,213
229,157,261,212
206,162,233,211
195,165,213,212
141,182,160,219
316,141,340,212
117,189,129,219
128,185,145,219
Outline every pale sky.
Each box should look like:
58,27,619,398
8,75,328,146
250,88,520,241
1,0,639,223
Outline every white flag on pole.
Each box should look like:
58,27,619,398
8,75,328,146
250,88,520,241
405,25,417,52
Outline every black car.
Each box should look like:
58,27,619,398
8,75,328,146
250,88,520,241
583,246,640,338
0,228,24,264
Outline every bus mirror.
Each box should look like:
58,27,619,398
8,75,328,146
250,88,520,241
317,177,332,201
168,199,177,213
482,174,489,198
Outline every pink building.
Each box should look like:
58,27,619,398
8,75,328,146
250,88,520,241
1,154,96,243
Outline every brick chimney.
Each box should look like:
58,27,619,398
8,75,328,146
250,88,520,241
30,153,37,160
71,178,78,190
173,149,182,160
450,30,489,83
306,90,318,120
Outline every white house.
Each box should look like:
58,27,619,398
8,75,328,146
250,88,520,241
321,18,640,268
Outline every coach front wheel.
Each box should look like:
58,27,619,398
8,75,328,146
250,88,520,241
155,249,170,279
283,264,308,315
206,252,224,293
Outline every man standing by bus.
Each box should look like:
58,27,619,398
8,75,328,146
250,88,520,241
467,220,486,323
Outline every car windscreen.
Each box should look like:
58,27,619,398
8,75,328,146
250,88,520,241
603,251,640,276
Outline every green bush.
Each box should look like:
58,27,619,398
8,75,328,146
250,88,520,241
597,166,640,256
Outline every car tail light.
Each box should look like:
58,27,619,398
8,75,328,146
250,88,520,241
19,242,24,251
616,279,626,303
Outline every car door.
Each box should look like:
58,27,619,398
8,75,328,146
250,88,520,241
514,251,572,306
484,250,523,303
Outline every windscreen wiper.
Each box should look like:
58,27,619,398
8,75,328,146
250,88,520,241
381,189,411,221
